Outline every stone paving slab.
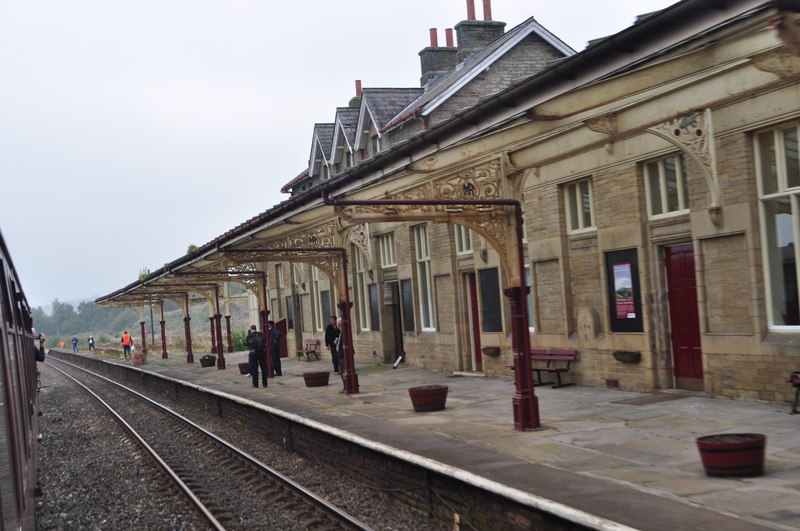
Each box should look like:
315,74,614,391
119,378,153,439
57,349,800,530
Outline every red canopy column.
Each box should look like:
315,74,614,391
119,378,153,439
209,316,217,354
184,316,193,363
139,321,148,355
225,315,233,353
159,320,168,359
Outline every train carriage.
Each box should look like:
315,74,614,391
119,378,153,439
0,229,39,530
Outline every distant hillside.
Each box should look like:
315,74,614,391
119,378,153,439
39,295,99,315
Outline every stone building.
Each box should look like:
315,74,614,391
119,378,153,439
99,0,800,418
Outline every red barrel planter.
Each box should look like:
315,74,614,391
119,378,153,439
303,371,330,387
408,384,448,412
238,362,250,375
696,433,766,477
199,356,216,368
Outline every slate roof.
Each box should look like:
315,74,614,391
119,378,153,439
334,107,360,147
361,88,425,130
383,17,574,131
313,123,335,160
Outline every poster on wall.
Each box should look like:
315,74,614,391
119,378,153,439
606,249,643,333
613,263,635,319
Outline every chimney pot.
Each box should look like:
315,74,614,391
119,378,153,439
429,28,438,47
483,0,492,21
445,28,454,47
355,79,362,97
466,0,476,20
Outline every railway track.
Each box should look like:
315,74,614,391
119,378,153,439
46,357,373,531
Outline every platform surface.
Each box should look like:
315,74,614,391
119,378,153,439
60,349,800,530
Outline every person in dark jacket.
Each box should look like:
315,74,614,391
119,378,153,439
245,325,267,388
324,315,339,374
335,317,345,373
267,320,282,376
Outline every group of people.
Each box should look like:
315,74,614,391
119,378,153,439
69,335,96,353
244,321,282,388
245,316,346,387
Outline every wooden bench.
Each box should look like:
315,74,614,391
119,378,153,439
529,348,577,388
296,339,320,362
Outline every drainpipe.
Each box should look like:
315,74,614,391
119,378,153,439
323,194,537,430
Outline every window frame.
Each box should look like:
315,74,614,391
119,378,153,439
525,264,535,332
644,154,690,218
755,123,800,329
379,232,397,268
478,267,503,333
413,224,436,331
454,224,473,255
311,266,323,331
564,178,596,233
353,246,371,331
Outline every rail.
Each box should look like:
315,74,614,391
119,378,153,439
46,357,373,530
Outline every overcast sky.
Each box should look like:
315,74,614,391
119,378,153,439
0,0,674,309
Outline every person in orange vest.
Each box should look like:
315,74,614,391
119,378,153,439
121,331,133,359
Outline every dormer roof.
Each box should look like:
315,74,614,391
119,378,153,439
308,123,335,177
330,107,360,163
354,88,424,150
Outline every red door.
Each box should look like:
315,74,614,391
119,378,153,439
275,318,288,358
665,244,703,390
467,273,482,371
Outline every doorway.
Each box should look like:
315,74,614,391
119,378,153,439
275,318,288,358
466,272,483,372
665,244,703,390
387,282,403,363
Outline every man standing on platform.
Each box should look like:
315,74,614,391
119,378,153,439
245,325,267,388
267,320,282,376
325,315,339,374
121,331,132,359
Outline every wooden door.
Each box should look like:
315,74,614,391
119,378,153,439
665,244,703,390
389,283,404,363
467,272,482,372
275,318,288,358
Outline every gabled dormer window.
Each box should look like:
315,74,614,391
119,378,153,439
371,135,381,155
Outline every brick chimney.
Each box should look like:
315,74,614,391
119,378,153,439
418,27,458,86
455,0,505,62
